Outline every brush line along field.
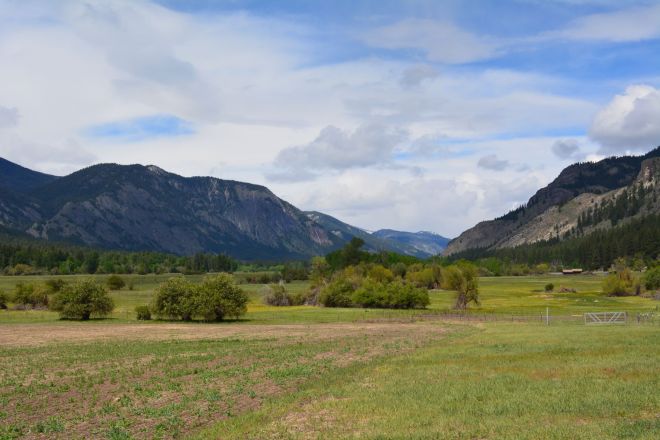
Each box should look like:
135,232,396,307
0,274,658,439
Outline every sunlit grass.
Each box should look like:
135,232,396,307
202,323,660,440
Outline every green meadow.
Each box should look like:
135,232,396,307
0,273,657,324
0,274,658,439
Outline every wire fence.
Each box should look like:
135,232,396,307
353,307,660,326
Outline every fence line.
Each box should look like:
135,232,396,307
355,307,659,325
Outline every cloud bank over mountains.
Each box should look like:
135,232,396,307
1,0,659,236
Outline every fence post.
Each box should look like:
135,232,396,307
546,307,549,326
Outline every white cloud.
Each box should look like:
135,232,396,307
551,138,581,159
362,19,498,64
0,1,624,236
589,85,660,154
0,132,96,175
269,124,408,181
0,105,18,129
558,4,660,42
477,154,509,171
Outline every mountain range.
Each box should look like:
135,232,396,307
444,146,660,255
0,158,448,260
3,146,657,262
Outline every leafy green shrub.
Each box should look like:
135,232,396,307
135,305,151,320
406,267,438,289
387,281,430,309
319,278,354,307
106,275,126,290
643,267,660,291
281,262,309,282
602,266,639,296
352,279,388,308
263,284,308,306
13,283,49,308
535,263,550,274
602,274,631,296
0,290,8,309
352,279,429,309
368,265,394,283
152,275,248,321
287,291,308,306
443,262,480,310
50,280,114,320
544,283,554,292
152,277,197,321
310,256,332,288
196,274,248,321
44,278,67,293
10,264,36,275
264,284,288,306
390,262,407,278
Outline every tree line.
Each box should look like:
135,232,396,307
0,233,238,275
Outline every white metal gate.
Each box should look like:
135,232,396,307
584,311,627,325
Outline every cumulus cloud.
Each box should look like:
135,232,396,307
477,154,509,171
269,124,408,181
0,106,19,129
362,19,498,64
551,139,582,159
589,85,660,154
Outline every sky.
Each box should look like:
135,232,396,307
1,0,660,237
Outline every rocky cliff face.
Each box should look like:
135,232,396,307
0,161,348,259
494,157,660,249
444,147,660,255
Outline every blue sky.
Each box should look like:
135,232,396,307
85,115,194,141
1,0,659,235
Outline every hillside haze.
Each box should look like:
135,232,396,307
444,147,660,255
372,229,450,256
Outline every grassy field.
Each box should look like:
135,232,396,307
0,273,657,324
0,274,658,439
204,323,659,440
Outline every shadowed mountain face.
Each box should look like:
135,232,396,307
1,162,342,260
444,146,660,255
0,159,437,260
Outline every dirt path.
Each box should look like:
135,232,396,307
0,321,446,347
